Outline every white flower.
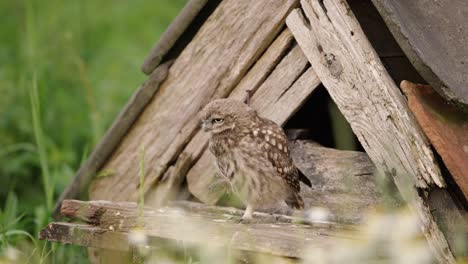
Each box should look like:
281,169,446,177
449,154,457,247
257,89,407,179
4,246,20,261
305,207,331,223
128,228,148,247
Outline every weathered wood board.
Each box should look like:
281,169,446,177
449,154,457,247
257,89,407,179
89,0,299,201
291,140,380,223
286,0,455,262
401,80,468,199
41,200,355,259
187,45,321,204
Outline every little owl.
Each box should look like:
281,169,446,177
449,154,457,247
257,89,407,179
200,98,311,220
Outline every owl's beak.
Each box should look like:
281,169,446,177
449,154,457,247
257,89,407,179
201,120,211,131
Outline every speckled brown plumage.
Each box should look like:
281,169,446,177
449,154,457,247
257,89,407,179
200,98,311,220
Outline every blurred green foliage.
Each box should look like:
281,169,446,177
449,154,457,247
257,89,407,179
0,0,185,262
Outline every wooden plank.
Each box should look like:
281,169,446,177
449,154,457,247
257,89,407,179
41,223,299,263
40,223,132,252
286,1,454,262
400,80,468,199
47,200,355,258
144,153,193,207
187,46,321,204
90,0,299,202
52,61,172,219
141,0,210,75
290,140,382,223
60,199,354,227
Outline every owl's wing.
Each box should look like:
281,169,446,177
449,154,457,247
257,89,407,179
251,118,304,192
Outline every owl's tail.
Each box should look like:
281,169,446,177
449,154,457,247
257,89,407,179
285,193,304,210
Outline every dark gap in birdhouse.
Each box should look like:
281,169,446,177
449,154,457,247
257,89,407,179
163,0,223,63
431,147,468,210
348,0,426,85
284,85,363,151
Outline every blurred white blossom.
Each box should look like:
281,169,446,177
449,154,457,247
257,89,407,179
305,207,331,223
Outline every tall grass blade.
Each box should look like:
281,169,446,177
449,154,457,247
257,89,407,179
29,74,53,212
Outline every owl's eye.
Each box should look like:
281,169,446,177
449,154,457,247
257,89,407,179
212,118,224,124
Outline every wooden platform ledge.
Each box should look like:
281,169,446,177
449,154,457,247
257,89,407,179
40,200,356,258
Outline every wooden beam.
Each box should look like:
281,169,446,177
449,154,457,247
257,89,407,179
290,140,382,224
90,0,300,202
53,61,172,219
40,223,132,252
43,200,355,258
286,0,454,262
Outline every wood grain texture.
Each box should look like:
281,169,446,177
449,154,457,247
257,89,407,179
187,46,321,204
286,1,454,262
141,0,209,75
290,140,380,223
144,153,193,207
53,61,172,219
40,223,132,251
42,200,355,258
401,80,468,199
89,0,299,202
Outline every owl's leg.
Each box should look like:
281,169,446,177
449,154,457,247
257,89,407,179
241,204,254,220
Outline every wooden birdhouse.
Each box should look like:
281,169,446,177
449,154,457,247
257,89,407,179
41,0,467,263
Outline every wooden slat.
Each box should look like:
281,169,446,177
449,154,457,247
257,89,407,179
52,61,172,219
89,0,299,202
141,0,210,75
187,46,321,204
42,200,355,258
291,140,381,223
286,0,454,262
40,223,132,252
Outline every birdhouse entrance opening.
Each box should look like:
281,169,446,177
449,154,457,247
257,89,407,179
285,84,363,152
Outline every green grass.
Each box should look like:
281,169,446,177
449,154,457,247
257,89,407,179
0,0,185,262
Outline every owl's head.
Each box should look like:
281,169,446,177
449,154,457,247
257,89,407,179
200,98,256,135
